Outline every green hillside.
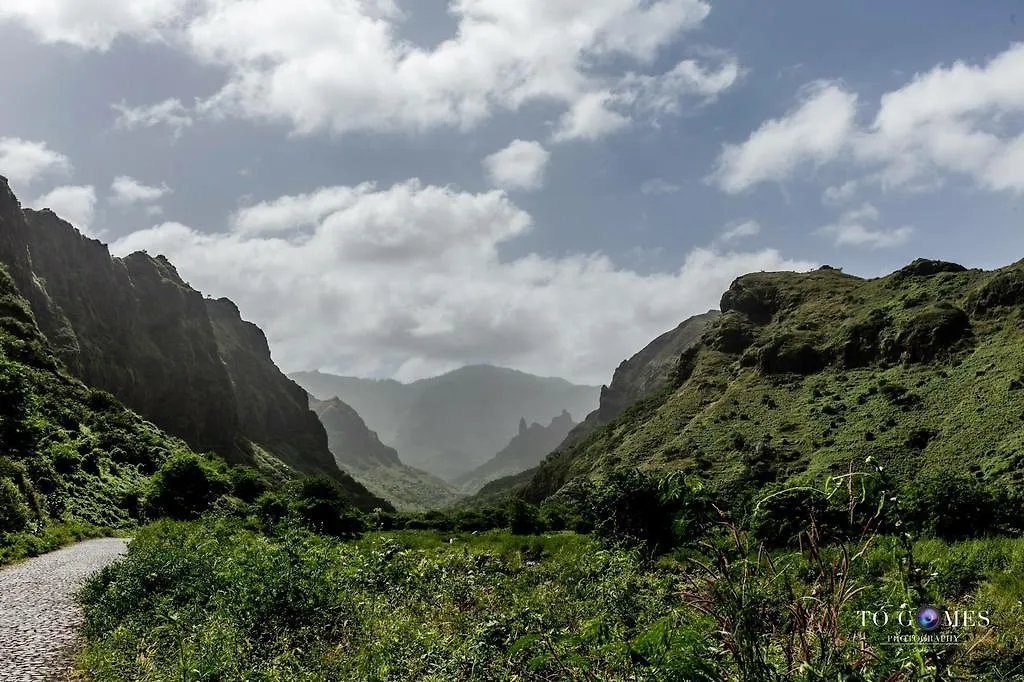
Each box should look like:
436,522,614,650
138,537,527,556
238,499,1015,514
523,259,1024,503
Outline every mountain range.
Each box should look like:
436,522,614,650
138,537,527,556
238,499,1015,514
291,366,599,481
308,395,462,511
454,410,577,493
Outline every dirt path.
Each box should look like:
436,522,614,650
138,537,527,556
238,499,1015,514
0,538,128,681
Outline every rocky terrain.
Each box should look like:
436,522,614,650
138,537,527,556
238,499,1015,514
0,177,379,505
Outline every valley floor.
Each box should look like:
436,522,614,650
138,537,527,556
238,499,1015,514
71,518,1024,681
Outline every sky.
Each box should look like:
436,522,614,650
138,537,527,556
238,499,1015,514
0,0,1022,385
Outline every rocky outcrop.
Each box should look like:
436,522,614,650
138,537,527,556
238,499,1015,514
554,310,720,452
22,208,241,458
455,410,577,493
0,177,386,508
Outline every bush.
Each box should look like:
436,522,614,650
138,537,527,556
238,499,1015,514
229,466,268,503
902,473,999,540
143,454,230,521
588,468,712,553
292,476,366,539
0,477,30,535
506,497,542,535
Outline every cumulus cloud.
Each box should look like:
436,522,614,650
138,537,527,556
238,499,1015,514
110,175,171,206
711,81,858,193
7,1,735,142
111,180,813,384
29,185,98,233
817,204,913,249
0,137,72,188
715,43,1024,197
112,98,194,137
483,140,551,191
0,0,192,51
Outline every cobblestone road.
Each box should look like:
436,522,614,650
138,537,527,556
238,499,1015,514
0,538,128,681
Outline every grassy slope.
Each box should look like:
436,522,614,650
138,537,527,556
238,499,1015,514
524,260,1024,502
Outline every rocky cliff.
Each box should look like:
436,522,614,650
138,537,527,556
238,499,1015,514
554,310,720,453
0,176,385,509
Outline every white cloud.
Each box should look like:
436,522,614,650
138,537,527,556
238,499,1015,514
856,43,1024,193
551,90,633,142
817,204,913,249
111,180,813,384
113,98,194,136
483,140,551,191
717,43,1024,197
711,81,858,193
5,0,724,142
719,220,761,242
0,0,192,51
0,137,71,188
29,185,98,234
110,175,171,206
640,178,681,195
821,180,858,206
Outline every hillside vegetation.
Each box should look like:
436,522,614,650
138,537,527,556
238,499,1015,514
523,260,1024,505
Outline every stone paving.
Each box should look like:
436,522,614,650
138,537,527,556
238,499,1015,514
0,538,128,681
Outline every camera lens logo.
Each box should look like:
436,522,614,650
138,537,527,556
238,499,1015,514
916,606,941,631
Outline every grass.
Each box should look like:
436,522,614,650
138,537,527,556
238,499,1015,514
72,508,1024,681
75,517,719,681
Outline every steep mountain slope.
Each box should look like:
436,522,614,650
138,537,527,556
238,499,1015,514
558,310,719,452
455,411,576,493
0,177,387,510
522,260,1024,503
0,261,190,528
309,396,462,510
292,365,600,481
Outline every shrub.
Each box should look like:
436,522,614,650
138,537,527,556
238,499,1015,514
0,477,30,535
506,497,542,535
292,476,366,539
228,466,268,503
902,473,999,540
143,454,230,521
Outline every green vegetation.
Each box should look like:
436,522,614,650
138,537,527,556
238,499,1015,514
522,259,1024,511
75,466,1024,680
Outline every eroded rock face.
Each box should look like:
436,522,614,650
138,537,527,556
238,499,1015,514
0,178,379,502
556,310,720,451
21,209,241,459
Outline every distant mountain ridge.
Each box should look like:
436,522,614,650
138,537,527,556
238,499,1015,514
0,176,388,511
291,365,600,481
309,395,463,510
455,410,576,493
